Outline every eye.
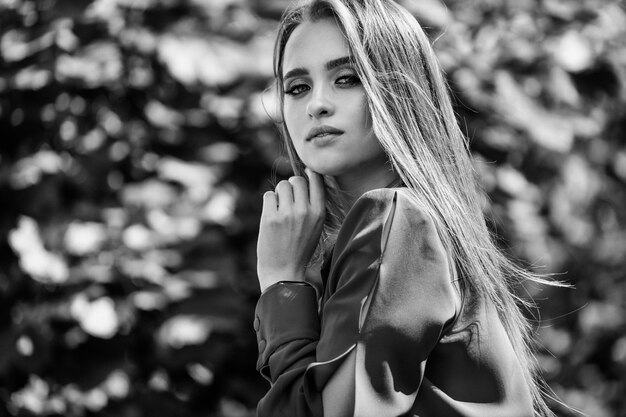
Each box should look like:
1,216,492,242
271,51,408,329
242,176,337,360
284,83,309,96
336,73,360,87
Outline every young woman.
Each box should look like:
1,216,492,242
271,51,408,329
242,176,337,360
254,0,558,416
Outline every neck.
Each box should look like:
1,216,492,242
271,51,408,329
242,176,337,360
335,163,400,210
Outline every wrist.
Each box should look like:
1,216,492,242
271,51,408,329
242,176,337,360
258,270,306,293
261,280,312,295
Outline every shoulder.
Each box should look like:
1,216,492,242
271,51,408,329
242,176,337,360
344,188,398,222
347,188,452,285
346,187,436,233
350,190,458,335
352,187,430,214
335,187,443,258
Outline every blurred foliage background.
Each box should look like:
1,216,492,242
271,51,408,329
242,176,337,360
0,0,625,416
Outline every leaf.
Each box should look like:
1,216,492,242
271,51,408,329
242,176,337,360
122,223,156,251
64,221,107,256
157,315,212,349
144,100,185,129
1,29,55,62
8,216,69,284
157,35,252,87
551,30,595,73
578,301,625,334
493,71,575,152
71,296,120,339
156,157,218,202
202,184,238,226
121,179,179,209
13,66,53,90
199,142,240,164
398,0,452,28
10,150,64,189
55,41,122,87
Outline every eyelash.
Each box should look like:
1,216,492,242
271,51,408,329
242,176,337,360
284,74,361,96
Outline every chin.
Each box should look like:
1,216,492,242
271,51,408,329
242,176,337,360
304,161,346,177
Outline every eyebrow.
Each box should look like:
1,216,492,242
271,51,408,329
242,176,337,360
283,56,354,81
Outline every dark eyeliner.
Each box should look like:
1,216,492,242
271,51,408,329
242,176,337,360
284,83,307,96
337,72,360,86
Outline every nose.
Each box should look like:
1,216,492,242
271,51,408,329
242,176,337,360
306,86,334,119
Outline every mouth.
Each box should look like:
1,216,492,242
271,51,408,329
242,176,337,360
306,126,344,141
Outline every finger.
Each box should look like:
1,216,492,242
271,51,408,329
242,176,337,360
305,168,325,210
288,176,309,209
262,191,278,215
275,180,294,211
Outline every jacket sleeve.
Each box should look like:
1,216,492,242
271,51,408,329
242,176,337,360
253,188,458,417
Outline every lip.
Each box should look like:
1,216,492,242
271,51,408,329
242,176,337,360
306,125,344,142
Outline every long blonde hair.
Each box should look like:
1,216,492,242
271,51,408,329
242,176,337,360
273,0,558,415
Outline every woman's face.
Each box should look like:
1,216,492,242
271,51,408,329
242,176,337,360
281,18,389,182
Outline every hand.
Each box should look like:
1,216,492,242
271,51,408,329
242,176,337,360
256,169,325,292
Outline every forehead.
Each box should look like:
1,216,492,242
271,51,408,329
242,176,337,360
283,18,350,74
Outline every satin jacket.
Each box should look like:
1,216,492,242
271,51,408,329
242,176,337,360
253,187,534,416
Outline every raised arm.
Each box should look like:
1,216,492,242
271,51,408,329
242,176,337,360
254,188,458,416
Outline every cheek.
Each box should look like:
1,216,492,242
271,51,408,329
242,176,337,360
352,93,371,129
282,121,306,161
283,105,303,139
358,102,382,156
